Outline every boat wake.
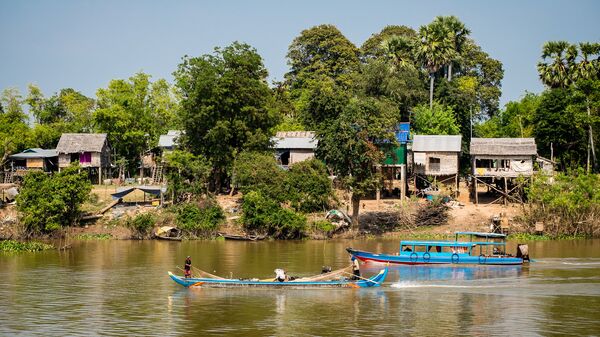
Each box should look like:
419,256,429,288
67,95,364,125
390,281,495,289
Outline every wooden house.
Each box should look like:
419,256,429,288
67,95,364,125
411,135,462,196
158,130,182,153
4,148,58,182
272,131,317,168
56,133,110,184
470,138,537,204
381,123,410,199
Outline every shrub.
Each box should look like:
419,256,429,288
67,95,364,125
286,158,333,212
17,166,92,233
241,190,306,239
233,151,287,201
525,170,600,237
0,240,54,252
175,200,225,234
127,213,156,235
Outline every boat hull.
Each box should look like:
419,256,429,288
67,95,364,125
347,248,523,266
168,268,388,289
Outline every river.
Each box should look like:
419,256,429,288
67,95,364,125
1,239,599,336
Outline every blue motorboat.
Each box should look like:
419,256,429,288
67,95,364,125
347,232,529,266
168,266,388,289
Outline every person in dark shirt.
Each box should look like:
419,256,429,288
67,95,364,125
351,256,361,280
184,256,192,278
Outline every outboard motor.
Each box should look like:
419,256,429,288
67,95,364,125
321,266,332,274
516,244,530,262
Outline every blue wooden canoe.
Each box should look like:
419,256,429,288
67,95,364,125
347,232,527,266
168,267,388,289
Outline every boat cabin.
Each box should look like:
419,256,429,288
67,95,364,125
399,241,475,256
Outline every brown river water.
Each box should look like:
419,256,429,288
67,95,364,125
1,238,599,336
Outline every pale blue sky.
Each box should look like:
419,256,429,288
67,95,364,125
1,0,598,108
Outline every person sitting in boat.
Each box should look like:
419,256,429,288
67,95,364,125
184,256,192,278
351,256,361,280
274,268,288,282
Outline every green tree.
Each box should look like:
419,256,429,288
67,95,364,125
432,16,471,81
475,92,539,138
537,41,578,89
174,42,279,192
17,166,91,233
412,102,460,135
286,24,360,89
0,88,30,166
317,96,400,228
415,21,454,108
286,158,333,213
232,151,286,200
361,25,417,60
95,72,178,174
164,150,211,203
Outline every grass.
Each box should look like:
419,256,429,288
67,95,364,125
0,240,54,252
508,233,590,241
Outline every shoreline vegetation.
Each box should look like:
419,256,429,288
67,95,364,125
1,16,599,244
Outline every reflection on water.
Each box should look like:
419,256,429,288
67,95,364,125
0,239,599,336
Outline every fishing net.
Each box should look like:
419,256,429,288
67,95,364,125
292,265,353,282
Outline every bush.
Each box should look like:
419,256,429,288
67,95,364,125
126,213,156,235
233,151,286,201
17,166,92,233
286,159,333,212
175,200,225,235
525,170,600,237
0,240,54,252
241,190,306,239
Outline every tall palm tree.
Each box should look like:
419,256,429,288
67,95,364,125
415,23,453,108
537,41,577,88
433,16,471,81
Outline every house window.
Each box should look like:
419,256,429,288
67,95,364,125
80,152,92,164
429,157,441,171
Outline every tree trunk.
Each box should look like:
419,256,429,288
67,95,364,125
351,193,361,231
429,75,434,109
448,63,453,81
588,98,597,172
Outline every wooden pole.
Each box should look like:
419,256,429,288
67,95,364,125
503,177,508,206
400,164,406,200
475,176,478,205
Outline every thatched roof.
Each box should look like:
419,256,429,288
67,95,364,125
56,133,107,153
470,138,537,156
413,135,462,152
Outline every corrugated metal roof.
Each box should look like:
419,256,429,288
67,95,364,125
10,148,58,159
412,135,462,152
272,131,317,150
470,138,537,156
159,130,182,148
56,133,107,153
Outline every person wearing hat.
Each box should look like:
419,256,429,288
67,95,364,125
184,256,192,278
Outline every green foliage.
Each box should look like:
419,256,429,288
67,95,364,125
175,200,225,234
233,151,286,200
175,42,279,191
94,72,179,173
241,190,306,239
164,150,212,202
361,25,417,60
311,220,336,234
0,240,54,252
286,159,333,212
475,92,539,138
75,233,113,240
17,166,92,233
126,213,156,235
0,87,30,165
412,102,460,135
526,170,600,237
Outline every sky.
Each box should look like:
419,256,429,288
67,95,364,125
1,0,599,109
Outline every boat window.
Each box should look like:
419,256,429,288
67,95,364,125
402,245,412,252
413,245,427,252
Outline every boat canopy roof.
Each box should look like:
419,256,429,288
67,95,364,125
400,241,474,247
455,231,507,238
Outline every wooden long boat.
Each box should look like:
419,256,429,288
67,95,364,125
347,232,529,266
168,266,388,289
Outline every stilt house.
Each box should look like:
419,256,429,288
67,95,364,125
411,135,462,197
56,133,111,184
469,138,537,204
272,131,317,168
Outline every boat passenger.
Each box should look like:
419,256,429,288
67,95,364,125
351,256,361,280
274,268,287,282
403,246,412,252
184,256,192,278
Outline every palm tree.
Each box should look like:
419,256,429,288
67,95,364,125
415,23,453,108
433,16,471,81
381,35,415,71
537,41,577,88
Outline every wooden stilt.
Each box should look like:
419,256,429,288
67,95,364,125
503,177,508,206
475,176,478,205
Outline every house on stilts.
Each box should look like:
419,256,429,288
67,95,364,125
411,135,462,198
469,138,537,205
56,133,111,184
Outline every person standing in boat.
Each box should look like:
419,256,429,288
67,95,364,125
184,256,192,278
274,268,287,282
351,256,361,280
